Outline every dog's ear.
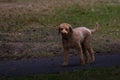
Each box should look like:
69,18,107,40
68,25,73,33
69,27,73,33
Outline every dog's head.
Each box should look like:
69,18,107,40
58,23,73,35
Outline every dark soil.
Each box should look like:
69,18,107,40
0,28,62,60
0,31,120,61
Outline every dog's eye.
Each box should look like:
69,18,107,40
65,28,68,31
60,28,63,31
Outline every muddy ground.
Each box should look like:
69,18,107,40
0,27,62,60
0,27,120,61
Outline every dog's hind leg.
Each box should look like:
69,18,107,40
82,43,89,64
88,46,95,63
83,35,95,63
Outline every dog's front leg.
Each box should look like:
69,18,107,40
77,45,85,65
62,49,69,66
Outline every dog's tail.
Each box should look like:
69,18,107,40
91,22,99,33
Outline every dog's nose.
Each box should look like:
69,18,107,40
61,29,68,34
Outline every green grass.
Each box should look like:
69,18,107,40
2,66,120,80
1,2,120,32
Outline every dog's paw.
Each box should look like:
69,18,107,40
62,63,68,67
80,61,86,65
90,58,95,63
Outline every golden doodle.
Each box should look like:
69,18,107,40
58,23,99,66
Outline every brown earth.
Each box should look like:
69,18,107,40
0,30,120,61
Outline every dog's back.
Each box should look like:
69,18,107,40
73,27,91,41
73,22,99,42
73,27,92,34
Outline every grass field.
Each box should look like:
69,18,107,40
0,0,120,60
1,66,120,80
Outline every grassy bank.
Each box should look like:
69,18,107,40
1,1,120,32
0,0,120,60
1,66,120,80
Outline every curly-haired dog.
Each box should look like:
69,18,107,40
58,23,98,66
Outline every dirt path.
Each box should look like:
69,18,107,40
0,54,120,77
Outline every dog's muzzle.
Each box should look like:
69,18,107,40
61,29,68,34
